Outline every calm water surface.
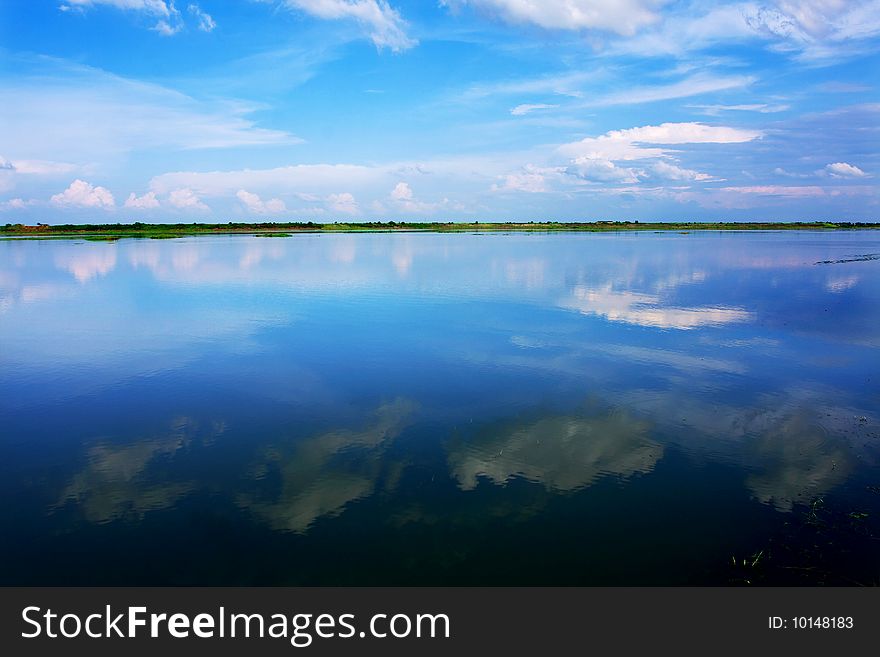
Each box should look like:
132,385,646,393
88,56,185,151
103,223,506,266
1,231,879,584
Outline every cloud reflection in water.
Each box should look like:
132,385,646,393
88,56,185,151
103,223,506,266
239,398,417,533
449,407,661,492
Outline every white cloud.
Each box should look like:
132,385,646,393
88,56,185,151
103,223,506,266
62,0,175,15
0,155,82,194
148,156,507,202
327,192,359,214
50,179,116,209
510,103,558,116
0,198,29,210
567,158,642,183
650,160,714,182
822,162,868,178
279,1,416,51
773,167,810,178
168,188,208,210
124,191,161,209
442,0,667,36
0,57,298,164
745,1,877,46
236,189,288,214
719,185,827,197
153,18,183,36
612,1,880,62
690,103,790,115
593,74,754,106
554,122,760,189
461,70,598,101
151,163,385,196
492,170,549,193
390,181,413,202
388,181,440,212
188,3,216,32
62,0,184,35
559,122,762,161
0,157,79,175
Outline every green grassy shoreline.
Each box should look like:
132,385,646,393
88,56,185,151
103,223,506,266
3,220,879,239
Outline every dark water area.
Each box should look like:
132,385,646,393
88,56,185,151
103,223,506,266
1,231,878,585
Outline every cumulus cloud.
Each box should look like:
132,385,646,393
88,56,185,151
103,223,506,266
124,191,161,209
510,103,558,116
50,179,116,209
390,181,413,202
327,192,359,214
279,1,416,51
168,188,208,210
441,0,666,36
188,3,215,32
236,189,287,214
821,162,868,178
0,198,29,210
147,159,497,213
389,182,439,212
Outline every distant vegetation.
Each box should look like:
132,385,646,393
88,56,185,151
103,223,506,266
2,220,879,238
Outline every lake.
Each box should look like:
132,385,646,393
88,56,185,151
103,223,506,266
1,230,878,585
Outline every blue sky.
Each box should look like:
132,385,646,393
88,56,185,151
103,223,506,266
1,0,878,222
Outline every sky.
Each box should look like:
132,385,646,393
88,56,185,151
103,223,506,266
0,0,879,223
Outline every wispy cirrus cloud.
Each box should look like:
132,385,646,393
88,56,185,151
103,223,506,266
689,103,790,116
591,73,755,107
272,1,416,51
510,103,558,116
188,3,215,32
0,56,298,164
60,1,217,35
441,0,667,36
61,0,185,35
236,189,287,214
606,1,880,63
